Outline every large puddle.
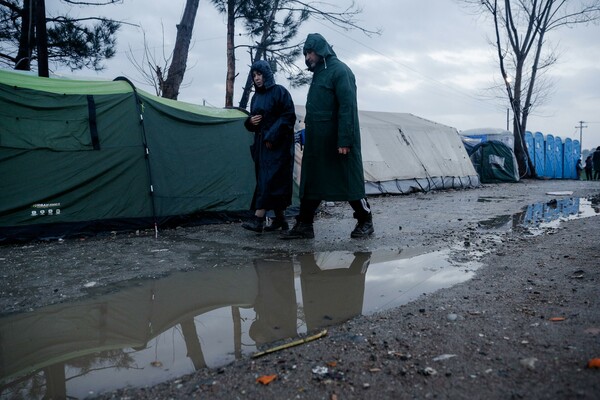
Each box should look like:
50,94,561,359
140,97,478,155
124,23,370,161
1,196,598,399
477,196,599,234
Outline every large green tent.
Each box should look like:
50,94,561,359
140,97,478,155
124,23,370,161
0,70,255,242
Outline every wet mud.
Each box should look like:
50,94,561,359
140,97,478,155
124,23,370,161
1,179,599,399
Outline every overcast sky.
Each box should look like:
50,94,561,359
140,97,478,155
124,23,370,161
50,0,600,151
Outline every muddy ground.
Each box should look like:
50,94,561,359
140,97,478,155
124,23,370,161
1,179,600,399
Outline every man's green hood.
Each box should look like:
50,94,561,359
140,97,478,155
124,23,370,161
303,33,337,59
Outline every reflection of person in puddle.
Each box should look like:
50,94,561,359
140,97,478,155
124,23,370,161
299,252,371,330
249,257,298,345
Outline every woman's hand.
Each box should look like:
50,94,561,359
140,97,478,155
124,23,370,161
250,115,262,126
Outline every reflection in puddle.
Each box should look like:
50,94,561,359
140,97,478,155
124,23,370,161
0,246,481,399
3,196,598,398
477,197,599,233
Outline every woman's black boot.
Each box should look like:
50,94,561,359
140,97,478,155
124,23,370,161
242,216,265,233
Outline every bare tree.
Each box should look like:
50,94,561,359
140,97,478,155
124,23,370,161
126,27,171,96
125,0,209,101
211,0,380,108
460,0,600,177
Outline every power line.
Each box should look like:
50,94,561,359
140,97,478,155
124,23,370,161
309,20,498,112
575,120,587,150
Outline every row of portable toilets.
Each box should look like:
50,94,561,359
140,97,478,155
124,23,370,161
525,131,581,179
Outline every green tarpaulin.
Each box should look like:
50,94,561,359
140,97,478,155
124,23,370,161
0,70,255,241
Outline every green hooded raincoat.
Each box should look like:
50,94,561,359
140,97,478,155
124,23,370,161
300,33,366,201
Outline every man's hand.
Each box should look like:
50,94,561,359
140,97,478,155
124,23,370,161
338,147,350,155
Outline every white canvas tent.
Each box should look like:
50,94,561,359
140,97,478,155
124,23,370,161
460,127,515,150
294,106,479,195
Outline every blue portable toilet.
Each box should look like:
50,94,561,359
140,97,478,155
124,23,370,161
544,134,555,179
554,136,563,179
564,138,574,179
534,132,545,177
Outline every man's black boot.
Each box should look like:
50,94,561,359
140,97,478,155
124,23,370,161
242,216,265,233
351,213,374,238
264,218,289,232
280,221,314,239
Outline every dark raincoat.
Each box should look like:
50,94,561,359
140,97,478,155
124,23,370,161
244,60,296,210
300,33,366,201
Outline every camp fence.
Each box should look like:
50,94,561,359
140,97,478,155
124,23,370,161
0,70,255,242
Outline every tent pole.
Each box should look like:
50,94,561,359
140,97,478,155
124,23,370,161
114,76,160,238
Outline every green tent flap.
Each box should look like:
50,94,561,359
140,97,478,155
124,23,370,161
0,69,256,241
138,90,247,121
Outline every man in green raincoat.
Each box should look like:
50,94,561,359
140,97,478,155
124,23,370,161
282,33,374,239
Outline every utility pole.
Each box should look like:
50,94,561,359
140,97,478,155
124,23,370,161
576,121,587,151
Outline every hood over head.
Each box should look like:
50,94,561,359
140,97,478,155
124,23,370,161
250,60,276,91
303,33,336,59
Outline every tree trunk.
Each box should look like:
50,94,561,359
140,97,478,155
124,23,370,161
520,111,536,177
224,0,235,107
15,0,34,70
237,39,268,110
162,0,200,100
238,0,280,109
238,44,268,109
34,0,49,77
512,61,526,177
513,120,528,177
237,65,255,110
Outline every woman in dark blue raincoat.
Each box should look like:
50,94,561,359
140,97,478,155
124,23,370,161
242,60,296,233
